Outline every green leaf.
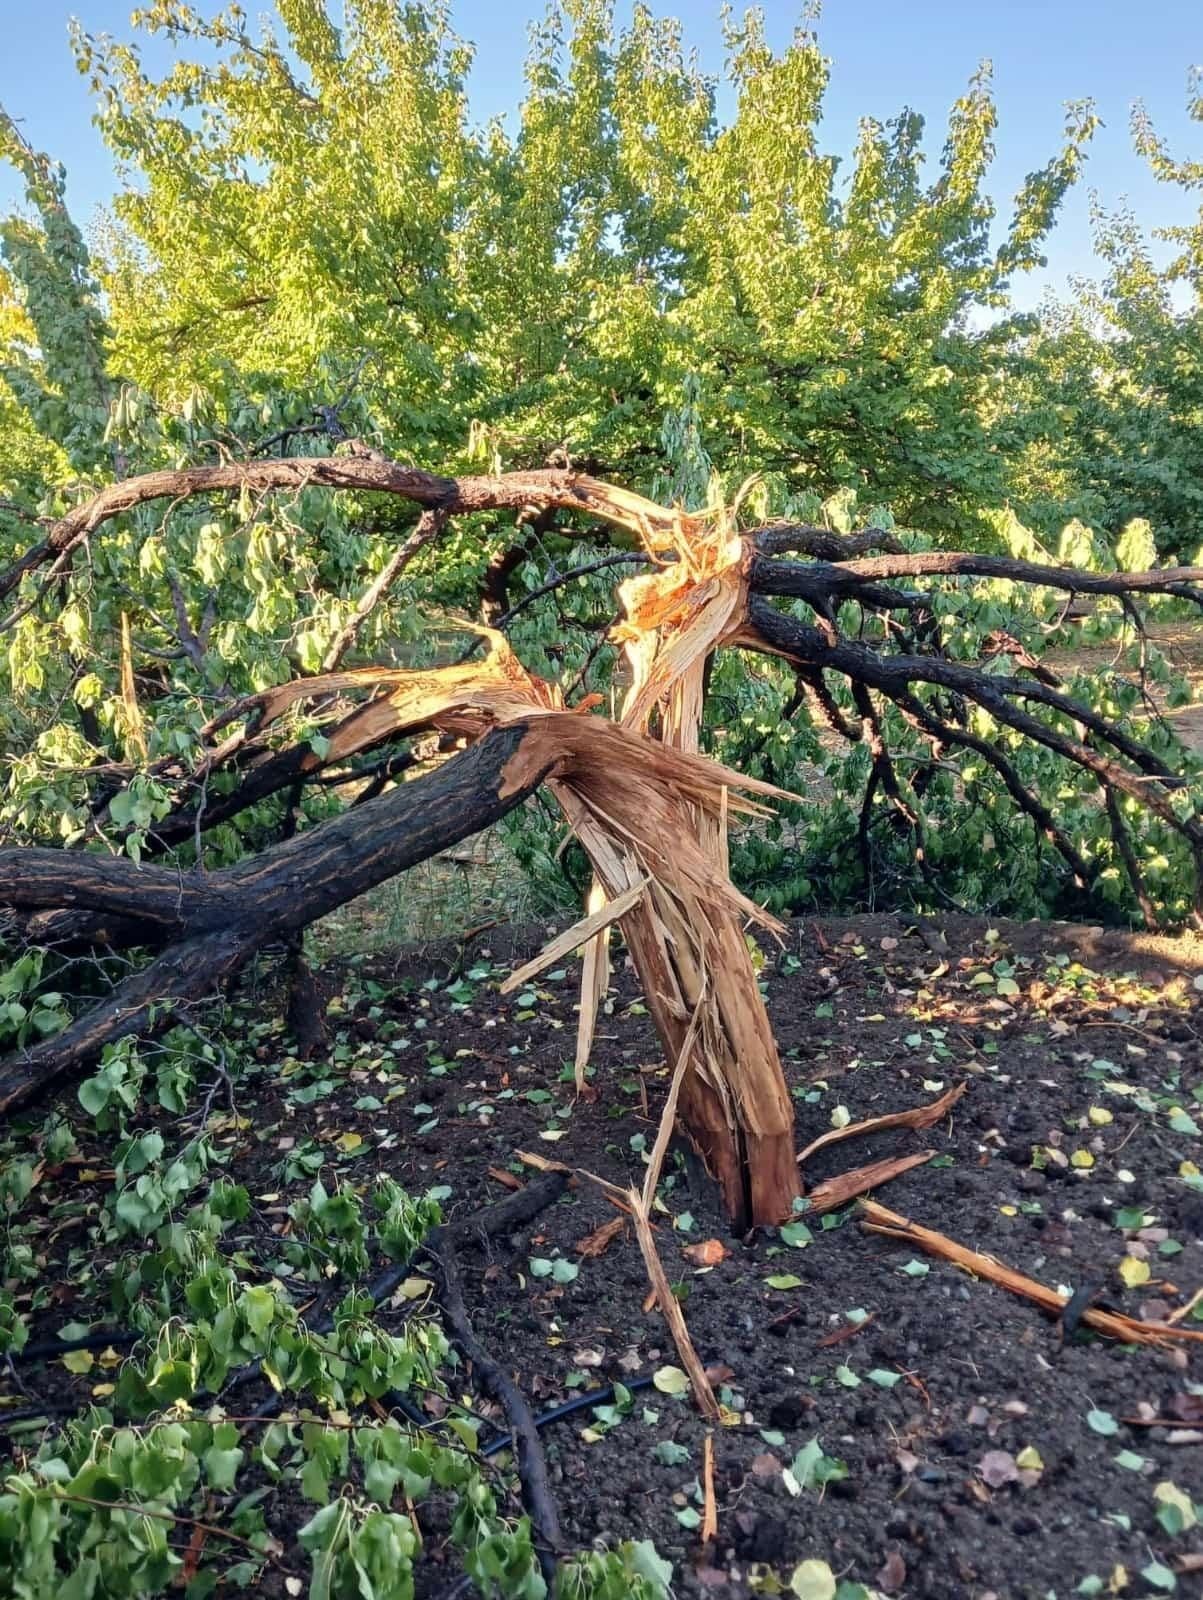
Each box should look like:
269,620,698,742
867,1368,902,1389
653,1440,691,1466
1086,1409,1119,1436
652,1366,689,1396
780,1221,813,1248
790,1559,837,1600
1140,1562,1177,1592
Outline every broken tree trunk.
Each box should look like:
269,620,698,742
7,454,1199,1225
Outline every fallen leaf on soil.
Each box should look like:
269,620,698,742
877,1549,907,1594
978,1450,1020,1488
682,1238,728,1267
798,1080,967,1168
1154,1480,1197,1531
790,1560,836,1600
1168,1392,1203,1424
487,1166,524,1191
1119,1255,1151,1289
575,1215,626,1257
860,1200,1203,1346
750,1453,781,1477
704,1363,735,1383
653,1365,690,1396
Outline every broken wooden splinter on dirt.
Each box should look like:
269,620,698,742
861,1199,1203,1345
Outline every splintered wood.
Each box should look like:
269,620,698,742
558,503,801,1225
359,499,804,1226
861,1200,1203,1346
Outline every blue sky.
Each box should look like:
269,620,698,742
1,2,1199,309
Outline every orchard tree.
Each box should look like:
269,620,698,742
1014,71,1203,559
70,0,1096,529
2,5,1203,1225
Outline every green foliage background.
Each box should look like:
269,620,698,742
2,0,1203,932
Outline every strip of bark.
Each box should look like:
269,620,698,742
797,1082,967,1168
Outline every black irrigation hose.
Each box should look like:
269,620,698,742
0,1401,80,1429
7,1329,139,1364
480,1372,657,1458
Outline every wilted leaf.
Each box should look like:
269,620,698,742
1153,1480,1197,1534
877,1549,906,1595
576,1215,625,1258
1119,1255,1151,1289
682,1238,728,1267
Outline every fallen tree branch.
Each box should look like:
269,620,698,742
860,1199,1203,1345
797,1082,967,1168
0,721,559,1114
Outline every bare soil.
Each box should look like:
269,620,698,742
5,912,1203,1597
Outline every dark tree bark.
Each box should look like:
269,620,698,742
0,722,557,1114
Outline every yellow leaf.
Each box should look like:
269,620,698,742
1088,1106,1113,1127
1016,1445,1044,1471
1070,1149,1094,1169
1180,1160,1200,1180
1153,1480,1197,1531
399,1277,432,1300
999,1205,1017,1216
335,1131,363,1154
91,1383,115,1398
98,1346,123,1368
61,1350,93,1374
539,1129,567,1142
1118,1255,1150,1289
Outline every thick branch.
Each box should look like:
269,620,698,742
0,722,557,1113
830,550,1203,603
752,524,905,559
0,460,686,613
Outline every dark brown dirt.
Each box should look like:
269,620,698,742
5,911,1203,1598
